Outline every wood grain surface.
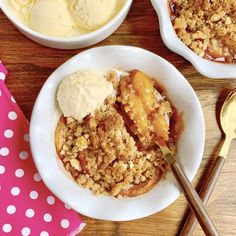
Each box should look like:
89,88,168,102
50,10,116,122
0,1,236,235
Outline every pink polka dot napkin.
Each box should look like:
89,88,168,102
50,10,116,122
0,61,85,235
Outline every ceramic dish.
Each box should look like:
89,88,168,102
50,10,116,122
0,0,132,49
151,0,236,79
30,45,205,221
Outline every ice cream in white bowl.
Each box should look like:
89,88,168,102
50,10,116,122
30,45,205,221
0,0,132,49
57,70,113,120
151,0,236,79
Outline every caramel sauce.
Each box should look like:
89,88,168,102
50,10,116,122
169,109,184,143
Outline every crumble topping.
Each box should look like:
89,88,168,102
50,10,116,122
171,0,236,63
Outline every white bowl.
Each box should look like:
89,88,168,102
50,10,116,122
151,0,236,79
0,0,132,49
30,45,205,221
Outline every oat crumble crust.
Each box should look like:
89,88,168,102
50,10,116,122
171,0,236,62
55,71,179,197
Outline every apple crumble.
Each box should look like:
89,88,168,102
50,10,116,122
170,0,236,63
55,70,183,197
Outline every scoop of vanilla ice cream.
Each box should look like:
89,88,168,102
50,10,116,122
8,0,35,23
28,0,77,37
68,0,116,30
57,70,113,120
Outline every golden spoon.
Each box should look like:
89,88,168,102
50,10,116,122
159,144,219,236
180,89,236,236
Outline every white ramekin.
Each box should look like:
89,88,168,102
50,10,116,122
151,0,236,79
0,0,132,49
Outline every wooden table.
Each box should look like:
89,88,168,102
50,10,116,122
1,1,236,235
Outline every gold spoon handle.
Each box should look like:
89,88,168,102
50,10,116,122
179,155,225,236
219,135,233,159
169,158,220,236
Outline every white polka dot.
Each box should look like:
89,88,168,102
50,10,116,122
0,90,2,96
8,111,17,120
43,213,52,222
6,205,16,214
47,196,55,205
21,227,31,236
19,151,28,160
15,169,24,178
0,165,5,174
24,133,29,142
2,223,12,233
61,219,70,229
4,129,14,138
64,203,71,209
29,191,38,200
0,72,6,80
11,96,16,103
33,173,41,182
0,147,9,156
25,209,34,218
40,231,49,236
11,187,20,196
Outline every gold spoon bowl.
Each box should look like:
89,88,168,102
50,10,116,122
219,90,236,158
